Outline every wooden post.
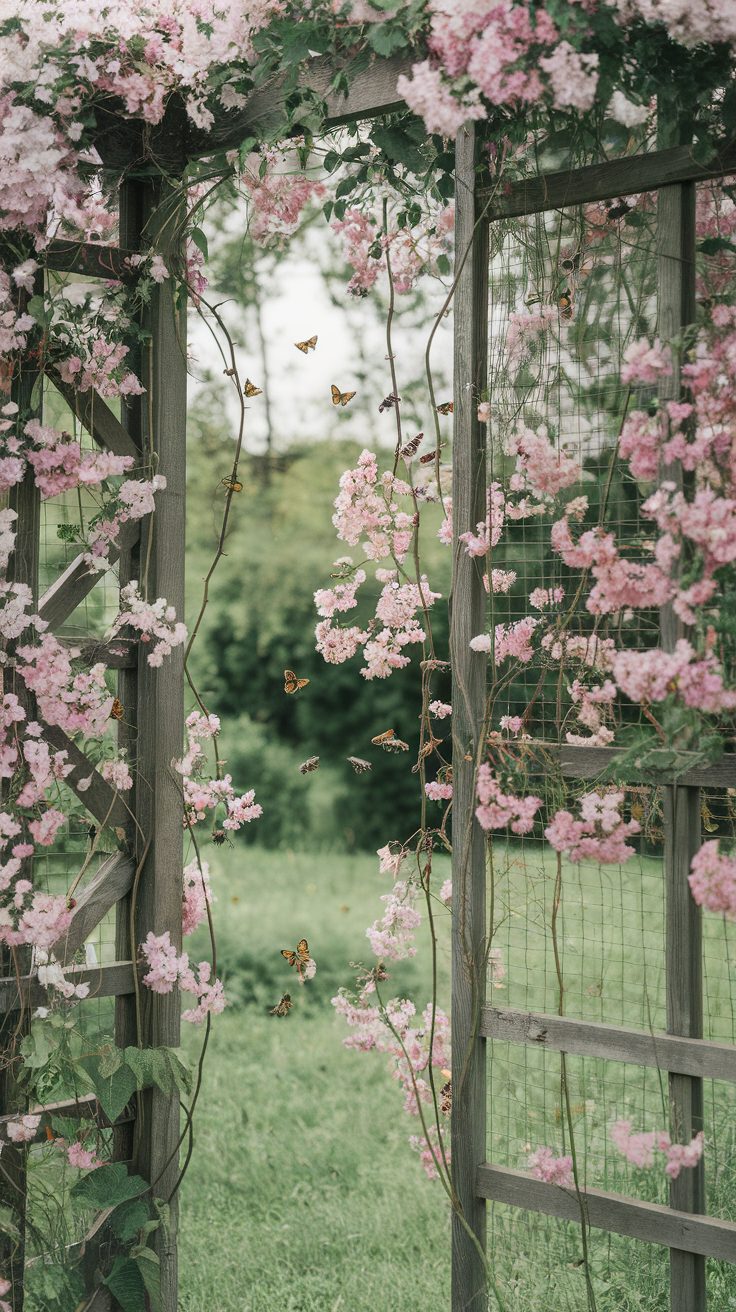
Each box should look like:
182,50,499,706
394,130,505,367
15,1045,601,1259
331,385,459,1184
121,176,187,1312
450,123,490,1312
0,262,42,1312
657,176,705,1312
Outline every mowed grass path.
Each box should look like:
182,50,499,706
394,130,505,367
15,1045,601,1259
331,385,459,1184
178,849,451,1312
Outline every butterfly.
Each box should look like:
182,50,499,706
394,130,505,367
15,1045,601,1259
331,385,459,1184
440,1079,452,1116
400,433,424,461
419,449,439,465
331,384,356,407
269,993,293,1017
284,670,310,694
221,477,243,493
436,401,454,415
378,393,400,413
347,756,372,774
244,379,263,397
607,199,632,221
295,335,318,353
211,828,232,847
299,756,320,774
281,939,310,970
383,737,409,753
110,698,124,721
558,292,573,320
371,730,396,745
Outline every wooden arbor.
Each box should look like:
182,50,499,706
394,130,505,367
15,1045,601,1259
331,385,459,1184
451,128,736,1312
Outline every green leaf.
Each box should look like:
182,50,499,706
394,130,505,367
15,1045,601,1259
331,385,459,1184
71,1163,147,1212
104,1257,147,1312
135,1248,163,1312
370,125,425,175
110,1199,151,1244
80,1056,136,1122
367,23,408,56
189,227,209,260
698,236,736,256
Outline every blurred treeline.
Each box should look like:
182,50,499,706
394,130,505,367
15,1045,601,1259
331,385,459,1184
185,212,452,852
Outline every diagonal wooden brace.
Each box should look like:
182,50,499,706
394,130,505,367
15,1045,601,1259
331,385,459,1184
48,371,140,461
37,520,139,631
37,723,130,831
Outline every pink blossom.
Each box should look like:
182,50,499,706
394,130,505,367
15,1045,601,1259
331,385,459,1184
527,1145,574,1187
6,1114,41,1144
425,780,453,802
688,842,736,919
545,791,640,865
476,764,541,835
66,1141,102,1170
620,337,672,385
429,701,452,719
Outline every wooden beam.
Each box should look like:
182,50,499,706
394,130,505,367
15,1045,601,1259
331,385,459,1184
60,637,138,670
0,1094,135,1146
557,742,736,788
476,1166,736,1262
45,241,132,281
53,853,136,963
37,725,130,831
450,123,489,1312
478,139,736,219
37,520,139,630
0,962,134,1014
186,52,413,157
481,1007,736,1083
48,371,141,460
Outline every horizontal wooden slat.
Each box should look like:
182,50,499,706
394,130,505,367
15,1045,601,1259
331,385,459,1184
482,1007,736,1082
0,961,135,1014
60,637,138,670
37,520,139,630
558,743,736,788
0,1093,135,1146
477,1165,736,1261
479,140,736,218
187,52,413,156
54,853,136,962
45,241,132,280
37,726,129,831
48,372,140,460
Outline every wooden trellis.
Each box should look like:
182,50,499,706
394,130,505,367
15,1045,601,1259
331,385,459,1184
450,124,736,1312
4,47,736,1312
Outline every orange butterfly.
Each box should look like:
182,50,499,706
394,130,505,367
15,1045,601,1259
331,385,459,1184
244,379,263,397
371,730,395,745
558,292,573,320
269,993,293,1016
295,335,318,353
110,698,124,721
331,384,356,407
284,669,310,694
221,477,243,493
281,939,310,969
436,401,454,415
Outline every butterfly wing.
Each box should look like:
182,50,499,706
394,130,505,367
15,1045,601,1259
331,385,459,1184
436,401,454,415
296,938,310,962
244,379,263,397
281,949,297,967
330,384,342,406
371,729,395,745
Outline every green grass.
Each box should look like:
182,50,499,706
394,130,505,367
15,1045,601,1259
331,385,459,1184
178,848,451,1312
177,845,736,1311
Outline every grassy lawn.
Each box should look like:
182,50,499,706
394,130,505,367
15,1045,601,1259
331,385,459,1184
177,844,736,1311
178,848,451,1312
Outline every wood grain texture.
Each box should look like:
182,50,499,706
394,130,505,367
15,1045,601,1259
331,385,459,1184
37,519,139,630
476,1166,736,1262
52,852,135,963
186,52,413,156
450,124,489,1312
481,1006,736,1082
48,370,141,460
45,240,131,280
558,742,736,787
478,139,736,219
0,962,134,1015
37,724,129,830
657,166,706,1312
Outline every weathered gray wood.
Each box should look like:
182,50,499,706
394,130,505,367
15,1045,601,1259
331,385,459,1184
476,1165,736,1262
124,177,186,1312
45,240,131,280
0,1094,135,1145
48,371,140,460
558,742,736,788
482,1006,736,1082
187,52,413,156
37,520,139,630
52,853,135,963
0,961,134,1015
478,139,736,219
657,167,705,1312
36,724,129,830
450,123,489,1312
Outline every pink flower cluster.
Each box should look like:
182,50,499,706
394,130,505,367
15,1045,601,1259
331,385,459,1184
139,930,226,1025
527,1145,574,1187
613,640,736,713
688,842,736,919
475,763,541,835
366,879,422,960
109,582,187,668
175,709,262,833
545,791,640,865
506,424,582,501
610,1119,704,1180
242,148,325,246
332,451,414,563
16,635,113,737
182,857,212,936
